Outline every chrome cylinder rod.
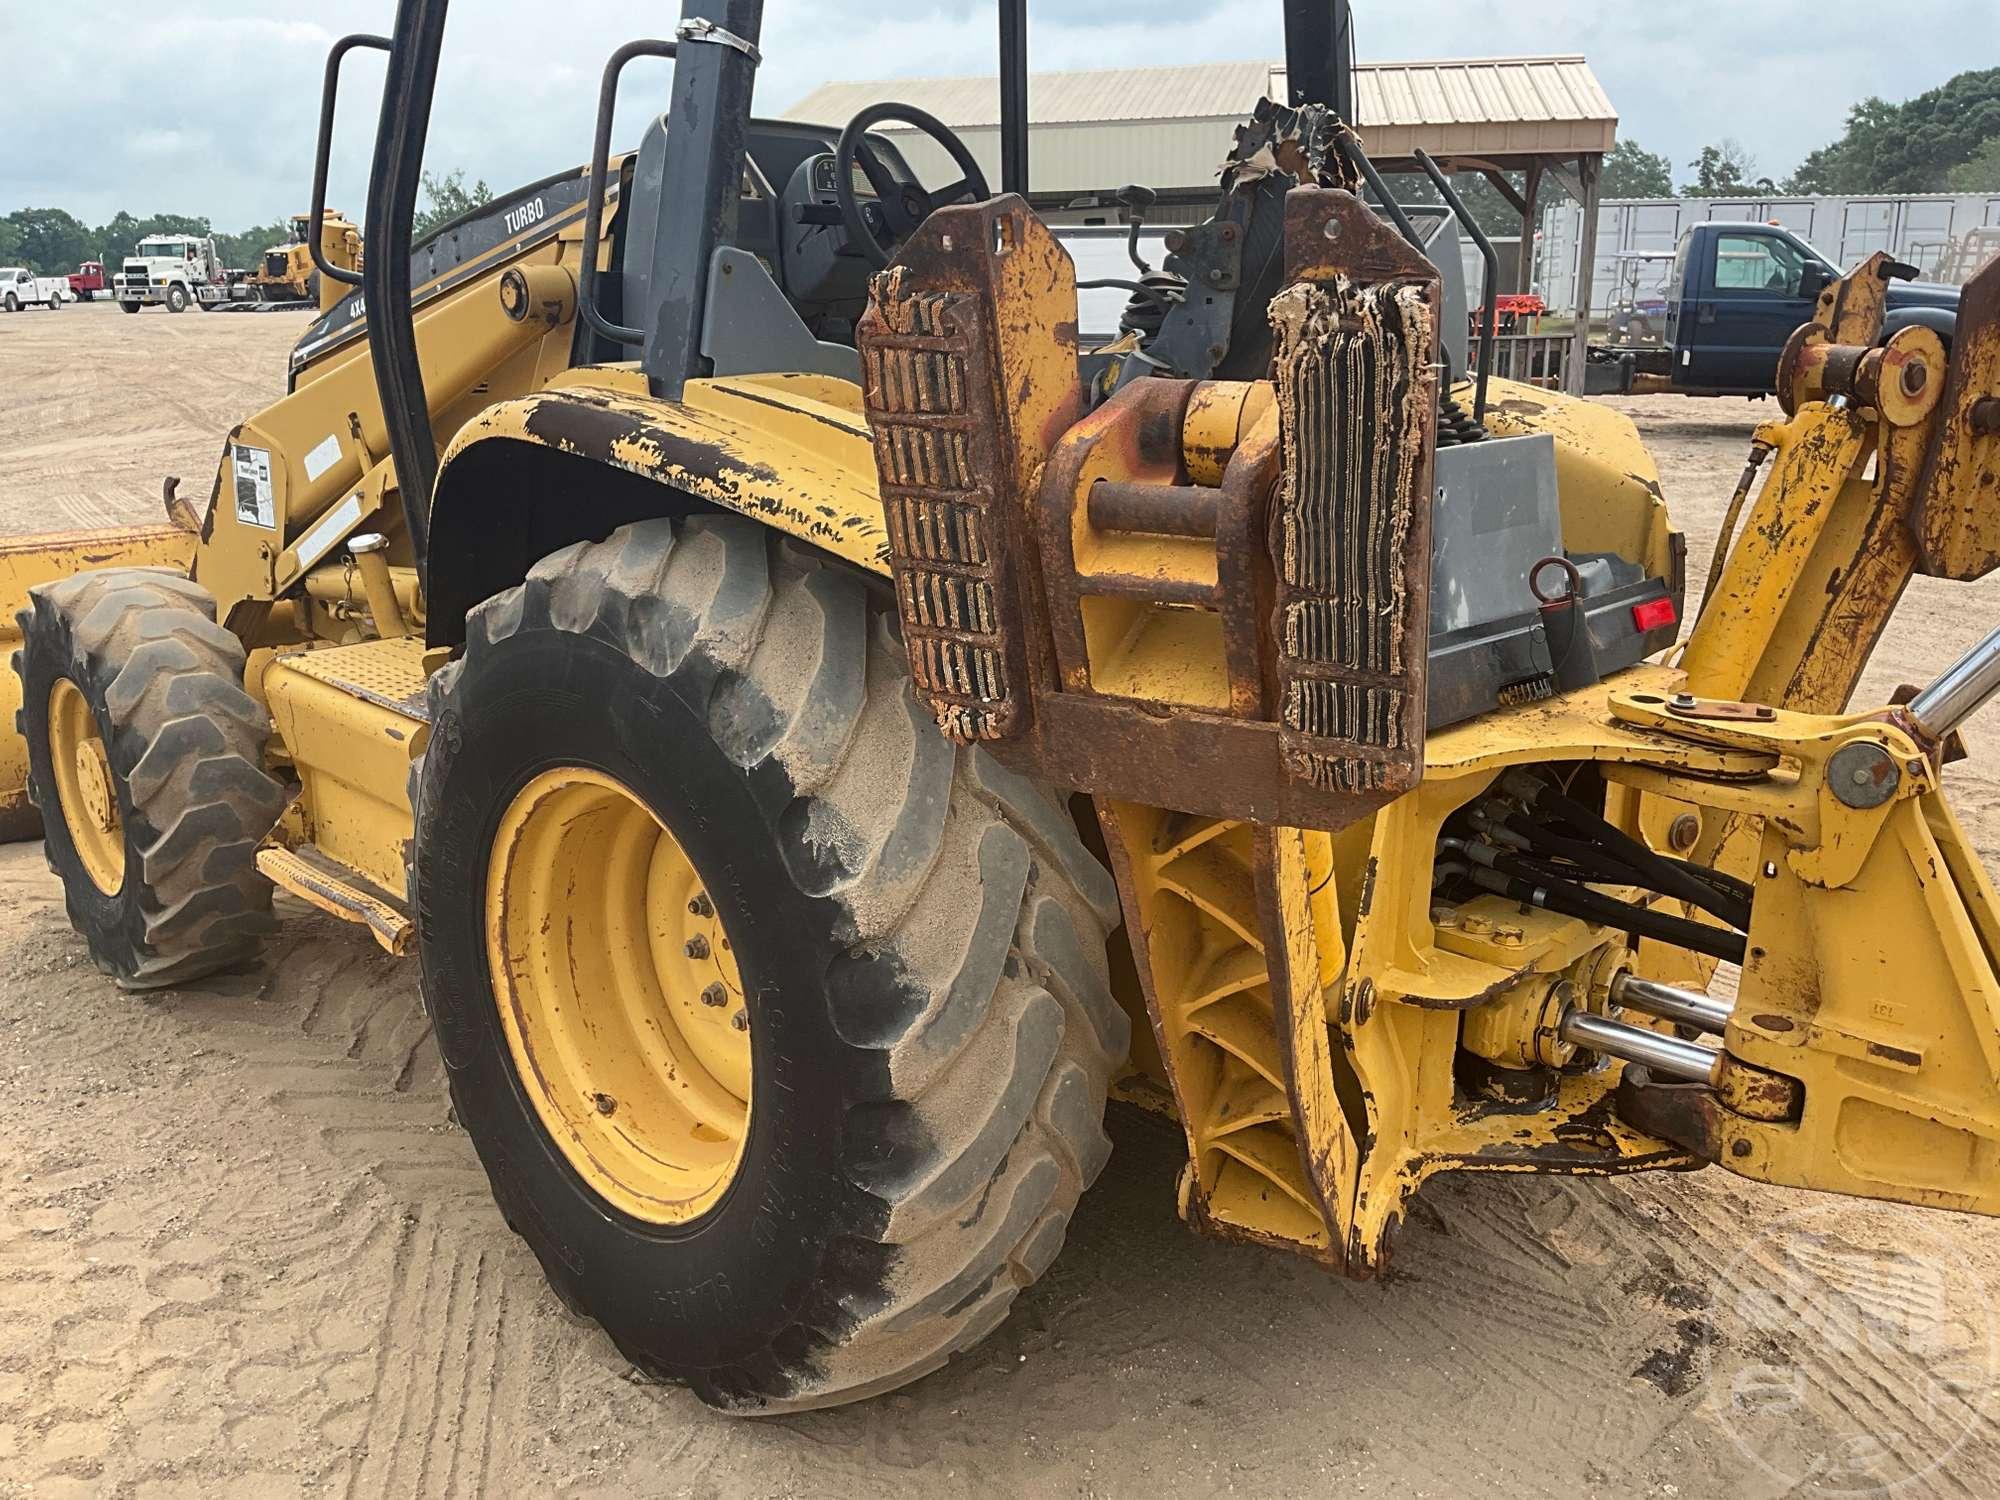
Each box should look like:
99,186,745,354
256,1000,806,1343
1906,621,2000,741
1609,973,1733,1036
1559,1009,1722,1086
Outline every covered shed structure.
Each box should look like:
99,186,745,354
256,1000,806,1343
786,55,1618,388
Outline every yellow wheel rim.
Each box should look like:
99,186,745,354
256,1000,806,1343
47,678,124,896
484,768,752,1224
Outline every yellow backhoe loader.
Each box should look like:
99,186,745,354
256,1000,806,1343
5,0,2000,1414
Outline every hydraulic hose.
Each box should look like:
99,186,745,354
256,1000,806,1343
1466,864,1747,965
1487,806,1753,930
1499,772,1754,931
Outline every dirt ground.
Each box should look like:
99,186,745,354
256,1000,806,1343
2,303,1999,1499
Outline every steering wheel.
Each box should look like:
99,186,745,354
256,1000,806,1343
834,103,991,269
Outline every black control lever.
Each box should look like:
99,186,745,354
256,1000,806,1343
1113,183,1157,274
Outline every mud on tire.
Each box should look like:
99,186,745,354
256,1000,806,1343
14,570,286,989
413,515,1130,1413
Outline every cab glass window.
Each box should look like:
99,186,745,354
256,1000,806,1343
1713,233,1806,296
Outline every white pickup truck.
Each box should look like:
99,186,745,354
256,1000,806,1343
1,268,67,312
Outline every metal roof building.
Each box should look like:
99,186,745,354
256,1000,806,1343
786,57,1614,182
785,54,1618,386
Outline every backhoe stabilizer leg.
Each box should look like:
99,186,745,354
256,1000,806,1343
1606,690,2000,1215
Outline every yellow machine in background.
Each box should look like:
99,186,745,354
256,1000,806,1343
6,0,2000,1415
242,210,361,310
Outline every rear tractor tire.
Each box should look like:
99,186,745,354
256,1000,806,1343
14,571,286,989
414,515,1129,1413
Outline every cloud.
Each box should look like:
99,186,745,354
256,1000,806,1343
1,0,1992,233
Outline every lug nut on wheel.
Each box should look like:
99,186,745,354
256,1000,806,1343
701,982,728,1007
684,935,709,959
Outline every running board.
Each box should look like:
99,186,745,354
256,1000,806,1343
257,844,414,956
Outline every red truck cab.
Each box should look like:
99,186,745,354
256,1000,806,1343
68,262,109,300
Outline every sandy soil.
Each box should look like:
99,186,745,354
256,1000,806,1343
2,305,1998,1498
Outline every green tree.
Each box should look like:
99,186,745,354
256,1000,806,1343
1381,169,1532,239
216,220,296,271
414,169,493,240
94,212,215,265
1601,138,1674,200
1681,140,1777,197
1786,69,2000,193
1947,135,2000,192
5,207,94,274
0,218,21,265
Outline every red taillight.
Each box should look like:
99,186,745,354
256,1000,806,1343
1631,597,1677,633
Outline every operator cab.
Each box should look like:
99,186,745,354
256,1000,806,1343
610,110,981,357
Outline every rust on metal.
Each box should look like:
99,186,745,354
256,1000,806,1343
1017,366,1422,831
1783,329,1945,429
1267,274,1436,794
1182,380,1274,486
1614,1073,1723,1162
1037,375,1272,716
1267,188,1440,800
1718,1057,1802,1122
1087,480,1220,538
1219,97,1358,197
1819,251,1898,347
1666,696,1776,723
1914,254,2000,580
255,844,415,956
1251,824,1360,1270
856,196,1084,745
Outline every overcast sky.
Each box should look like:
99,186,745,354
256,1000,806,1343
2,0,1993,230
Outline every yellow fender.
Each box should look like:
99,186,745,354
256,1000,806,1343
433,366,894,635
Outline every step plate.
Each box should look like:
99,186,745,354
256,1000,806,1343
257,844,414,955
275,636,430,721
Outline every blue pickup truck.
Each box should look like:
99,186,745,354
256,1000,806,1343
1589,221,1961,397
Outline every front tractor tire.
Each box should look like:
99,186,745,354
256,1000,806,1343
414,516,1129,1412
14,571,286,989
119,301,141,314
164,284,189,314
